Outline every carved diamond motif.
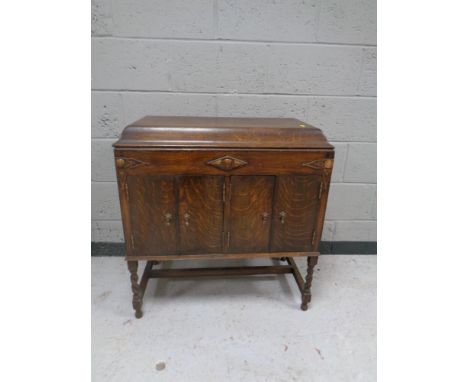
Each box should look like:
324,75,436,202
207,156,248,171
302,159,333,170
115,158,150,169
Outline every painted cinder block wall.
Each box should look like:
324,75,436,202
91,0,377,243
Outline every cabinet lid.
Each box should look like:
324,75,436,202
113,116,333,150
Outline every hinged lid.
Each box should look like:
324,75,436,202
113,116,333,150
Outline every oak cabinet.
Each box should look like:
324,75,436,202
114,116,334,318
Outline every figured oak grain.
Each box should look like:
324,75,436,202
114,150,333,176
228,176,275,253
114,116,333,149
126,175,178,255
271,175,321,252
178,176,224,254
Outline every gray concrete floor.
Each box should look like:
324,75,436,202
92,256,376,382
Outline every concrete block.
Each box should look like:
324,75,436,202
122,92,217,125
344,143,376,183
218,0,319,42
216,94,308,119
92,220,124,242
307,97,376,142
317,0,377,45
268,45,362,95
321,221,335,241
92,39,270,93
92,92,125,138
371,187,377,219
91,0,113,36
92,139,116,182
170,42,270,93
359,48,377,96
112,0,214,39
330,142,348,182
92,38,175,91
92,182,121,220
325,183,376,220
92,39,368,95
334,221,377,241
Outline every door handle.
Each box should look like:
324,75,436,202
183,213,190,226
279,211,286,224
261,212,269,224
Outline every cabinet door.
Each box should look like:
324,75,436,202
126,175,178,256
271,175,322,252
228,176,275,253
178,176,224,254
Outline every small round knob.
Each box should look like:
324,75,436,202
261,212,269,223
116,158,125,168
222,157,233,169
184,213,190,226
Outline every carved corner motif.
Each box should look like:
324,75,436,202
115,158,150,169
206,156,248,171
302,159,333,170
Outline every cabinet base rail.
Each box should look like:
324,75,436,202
127,256,319,318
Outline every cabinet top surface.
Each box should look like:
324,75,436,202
114,116,333,150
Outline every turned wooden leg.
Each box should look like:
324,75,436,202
301,256,318,311
127,261,143,318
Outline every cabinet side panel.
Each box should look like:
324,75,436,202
178,176,224,254
229,176,275,253
126,175,178,255
271,175,321,252
313,167,333,252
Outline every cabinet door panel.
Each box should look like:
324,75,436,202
271,175,321,252
229,176,275,253
126,175,178,255
178,176,224,254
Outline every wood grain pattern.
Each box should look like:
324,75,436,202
114,149,333,176
126,175,178,256
114,116,333,149
148,265,293,278
228,176,275,253
310,167,333,252
124,251,319,261
301,256,319,311
178,176,224,254
271,175,322,252
115,166,134,256
127,261,142,318
222,176,232,253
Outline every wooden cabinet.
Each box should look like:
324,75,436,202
114,116,334,318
